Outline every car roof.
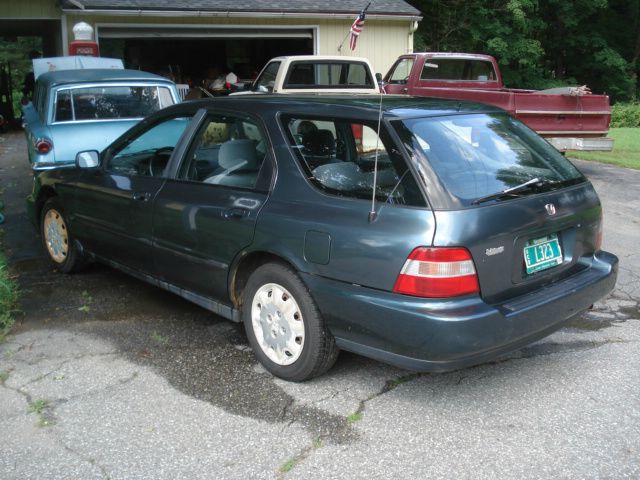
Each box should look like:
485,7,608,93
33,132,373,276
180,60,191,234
36,69,175,88
270,55,373,63
176,94,504,120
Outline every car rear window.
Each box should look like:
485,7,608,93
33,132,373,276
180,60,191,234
54,85,175,122
284,62,374,89
420,59,496,81
283,115,425,207
393,113,585,207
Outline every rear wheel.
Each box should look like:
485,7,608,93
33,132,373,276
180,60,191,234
40,197,84,273
242,262,339,381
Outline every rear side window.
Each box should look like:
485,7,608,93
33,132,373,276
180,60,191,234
393,113,585,207
420,59,496,81
54,85,175,122
178,115,270,191
55,90,73,122
284,62,374,89
283,116,425,207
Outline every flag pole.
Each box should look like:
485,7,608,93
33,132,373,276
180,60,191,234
337,1,372,52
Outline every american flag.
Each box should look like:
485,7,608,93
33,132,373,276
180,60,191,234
349,10,366,50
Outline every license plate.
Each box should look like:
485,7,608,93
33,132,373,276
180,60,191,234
523,234,563,274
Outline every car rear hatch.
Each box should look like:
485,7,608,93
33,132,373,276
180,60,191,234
392,111,602,303
431,184,601,303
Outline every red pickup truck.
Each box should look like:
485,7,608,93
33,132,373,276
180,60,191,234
383,53,613,152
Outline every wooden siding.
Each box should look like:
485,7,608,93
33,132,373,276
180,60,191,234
64,14,413,73
0,0,60,19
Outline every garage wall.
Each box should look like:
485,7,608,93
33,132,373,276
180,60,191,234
63,14,414,75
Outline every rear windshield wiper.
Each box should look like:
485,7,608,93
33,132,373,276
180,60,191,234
472,177,544,205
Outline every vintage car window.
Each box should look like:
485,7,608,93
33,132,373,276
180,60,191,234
54,90,73,122
254,61,280,92
107,115,192,177
36,84,47,121
420,59,496,81
387,58,414,84
284,62,374,88
284,116,425,206
393,113,585,207
178,115,270,191
55,85,175,122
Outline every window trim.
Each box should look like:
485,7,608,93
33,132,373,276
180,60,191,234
49,82,178,125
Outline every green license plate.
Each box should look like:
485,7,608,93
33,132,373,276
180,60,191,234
523,234,563,274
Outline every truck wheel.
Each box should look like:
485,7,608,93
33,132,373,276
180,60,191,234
40,197,84,273
243,262,339,381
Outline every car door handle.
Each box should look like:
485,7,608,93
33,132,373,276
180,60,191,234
132,192,151,202
224,207,249,219
402,87,408,93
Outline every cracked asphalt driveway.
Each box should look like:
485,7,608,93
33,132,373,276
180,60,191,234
1,131,639,479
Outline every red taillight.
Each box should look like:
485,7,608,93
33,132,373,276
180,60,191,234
35,138,53,154
595,213,603,251
393,247,480,298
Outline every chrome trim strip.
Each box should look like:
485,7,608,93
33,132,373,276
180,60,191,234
516,110,611,115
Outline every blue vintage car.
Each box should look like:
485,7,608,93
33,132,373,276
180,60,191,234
23,67,180,170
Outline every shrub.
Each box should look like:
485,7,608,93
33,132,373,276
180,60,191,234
610,103,640,128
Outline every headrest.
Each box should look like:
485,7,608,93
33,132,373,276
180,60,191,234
218,139,258,169
303,129,335,155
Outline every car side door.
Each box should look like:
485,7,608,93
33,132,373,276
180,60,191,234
152,111,273,302
72,111,194,274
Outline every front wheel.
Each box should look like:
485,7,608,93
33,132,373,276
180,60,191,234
40,197,84,273
242,263,338,381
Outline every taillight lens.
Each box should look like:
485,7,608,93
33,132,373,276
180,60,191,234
393,247,480,298
595,213,603,252
35,138,53,154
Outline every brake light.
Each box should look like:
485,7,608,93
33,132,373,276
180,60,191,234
35,138,53,154
595,213,603,251
393,247,480,298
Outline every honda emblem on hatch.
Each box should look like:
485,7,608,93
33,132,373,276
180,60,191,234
545,203,557,216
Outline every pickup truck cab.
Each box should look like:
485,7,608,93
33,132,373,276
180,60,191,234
23,59,180,170
384,53,613,152
243,55,381,94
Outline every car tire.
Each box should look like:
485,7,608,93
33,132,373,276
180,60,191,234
40,197,84,273
242,262,339,381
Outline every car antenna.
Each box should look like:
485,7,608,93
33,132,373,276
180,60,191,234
368,92,384,223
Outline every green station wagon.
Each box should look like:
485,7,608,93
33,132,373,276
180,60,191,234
28,95,617,381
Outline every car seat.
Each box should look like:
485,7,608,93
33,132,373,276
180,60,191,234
203,139,259,187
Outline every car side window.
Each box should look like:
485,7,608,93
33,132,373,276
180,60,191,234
388,58,414,84
254,61,280,92
55,90,73,122
178,115,269,190
284,116,425,207
106,115,192,177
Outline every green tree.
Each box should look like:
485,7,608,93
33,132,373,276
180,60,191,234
408,0,638,100
0,37,42,117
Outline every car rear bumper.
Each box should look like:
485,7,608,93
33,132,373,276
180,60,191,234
302,250,618,372
546,136,614,152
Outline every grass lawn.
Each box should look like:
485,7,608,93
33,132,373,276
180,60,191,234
569,128,640,170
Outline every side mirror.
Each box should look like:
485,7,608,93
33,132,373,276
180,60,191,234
76,150,100,169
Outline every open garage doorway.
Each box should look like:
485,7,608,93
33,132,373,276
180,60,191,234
98,25,315,86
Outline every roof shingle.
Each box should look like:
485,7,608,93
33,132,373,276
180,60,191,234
61,0,421,16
